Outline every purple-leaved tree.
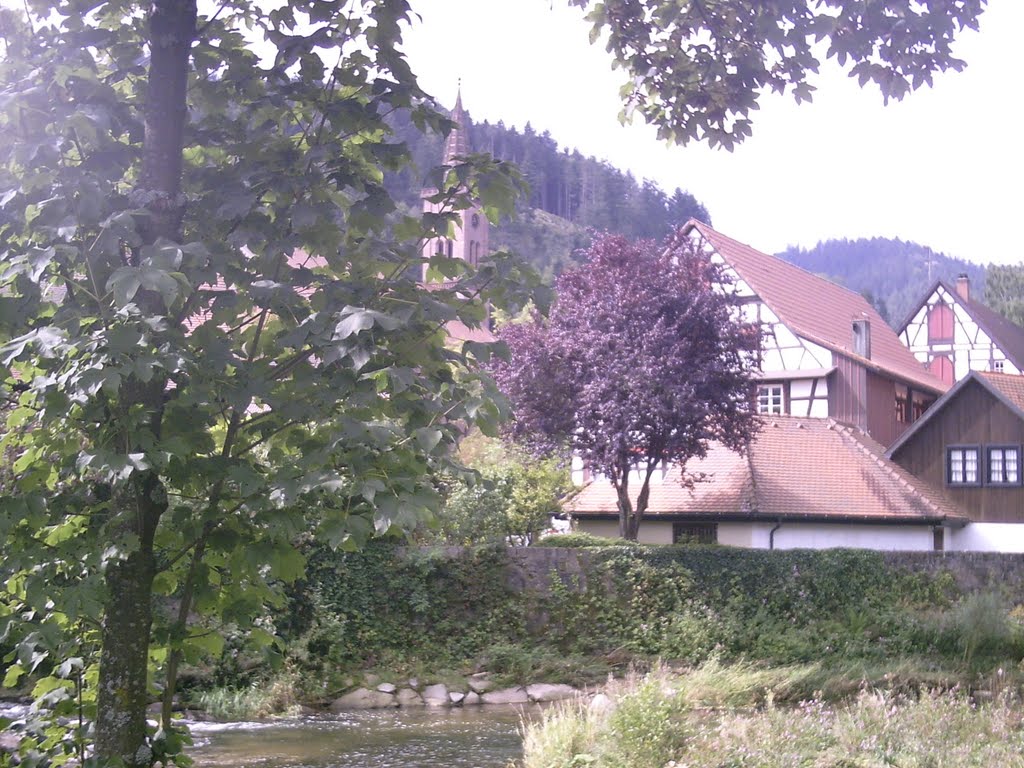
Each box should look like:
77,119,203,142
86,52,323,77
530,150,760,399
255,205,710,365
493,231,760,540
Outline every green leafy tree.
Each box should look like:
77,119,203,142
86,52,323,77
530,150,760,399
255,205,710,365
577,0,986,148
985,265,1024,328
0,1,541,765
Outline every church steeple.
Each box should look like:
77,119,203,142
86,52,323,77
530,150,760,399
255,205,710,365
421,87,489,286
442,85,469,163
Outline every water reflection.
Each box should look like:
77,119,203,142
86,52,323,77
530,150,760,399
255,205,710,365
189,706,532,768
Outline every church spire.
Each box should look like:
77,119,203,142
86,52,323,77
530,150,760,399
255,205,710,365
442,83,469,164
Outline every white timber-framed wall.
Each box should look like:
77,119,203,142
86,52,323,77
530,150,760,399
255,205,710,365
901,283,1020,384
690,228,833,419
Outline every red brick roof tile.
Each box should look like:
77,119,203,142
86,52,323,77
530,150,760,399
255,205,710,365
566,416,967,523
685,220,947,394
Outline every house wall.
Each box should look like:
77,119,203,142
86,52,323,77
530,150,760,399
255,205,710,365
901,285,1020,381
575,519,936,551
950,523,1024,552
831,354,868,432
866,370,898,446
889,379,1024,521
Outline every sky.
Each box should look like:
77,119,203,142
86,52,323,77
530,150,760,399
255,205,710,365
401,1,1024,266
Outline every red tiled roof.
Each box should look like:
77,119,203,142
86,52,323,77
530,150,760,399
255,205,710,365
684,220,947,394
565,416,967,523
979,371,1024,412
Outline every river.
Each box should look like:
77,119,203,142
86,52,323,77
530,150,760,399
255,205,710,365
2,703,531,768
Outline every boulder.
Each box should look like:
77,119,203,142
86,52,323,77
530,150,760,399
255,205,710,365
467,677,493,694
376,682,397,694
526,684,579,703
464,691,481,706
449,691,465,705
481,687,530,705
421,683,450,707
329,688,397,711
407,677,419,689
396,688,424,707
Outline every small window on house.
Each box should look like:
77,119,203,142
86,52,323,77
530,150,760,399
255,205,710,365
435,240,445,255
446,240,453,258
673,523,718,545
933,528,944,552
987,446,1021,485
756,384,784,415
994,360,1005,373
947,446,980,486
895,394,909,423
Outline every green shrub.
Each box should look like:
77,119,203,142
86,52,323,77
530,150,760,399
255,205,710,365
535,532,639,548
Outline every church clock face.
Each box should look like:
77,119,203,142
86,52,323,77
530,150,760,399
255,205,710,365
471,213,480,228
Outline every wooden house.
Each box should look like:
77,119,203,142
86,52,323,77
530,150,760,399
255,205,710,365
898,276,1024,384
887,371,1024,551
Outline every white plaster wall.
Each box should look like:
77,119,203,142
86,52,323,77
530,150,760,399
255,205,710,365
576,519,674,545
767,524,933,551
717,523,754,548
950,524,1024,553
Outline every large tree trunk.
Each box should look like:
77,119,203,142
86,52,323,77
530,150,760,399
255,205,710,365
95,479,165,767
95,2,196,763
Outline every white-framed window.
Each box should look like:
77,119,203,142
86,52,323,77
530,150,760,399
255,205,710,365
947,446,980,486
757,384,784,415
994,360,1005,373
988,446,1021,485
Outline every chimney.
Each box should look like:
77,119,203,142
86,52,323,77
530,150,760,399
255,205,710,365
956,273,970,302
852,318,871,359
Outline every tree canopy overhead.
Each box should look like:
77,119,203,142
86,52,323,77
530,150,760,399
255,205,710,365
492,231,760,540
575,0,987,148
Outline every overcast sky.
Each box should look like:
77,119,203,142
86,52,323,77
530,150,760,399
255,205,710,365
401,1,1023,266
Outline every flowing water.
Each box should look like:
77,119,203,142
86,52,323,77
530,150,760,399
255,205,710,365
4,701,531,766
188,707,530,768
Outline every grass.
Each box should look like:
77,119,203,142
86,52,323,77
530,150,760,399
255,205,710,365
193,673,301,720
521,663,1024,768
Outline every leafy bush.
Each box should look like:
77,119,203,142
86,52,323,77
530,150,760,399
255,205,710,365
535,532,639,548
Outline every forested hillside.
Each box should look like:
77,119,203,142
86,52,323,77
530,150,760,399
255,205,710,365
778,238,987,329
385,107,708,279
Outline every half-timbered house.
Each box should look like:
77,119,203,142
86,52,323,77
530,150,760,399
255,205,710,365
887,371,1024,551
685,221,947,446
567,222,969,550
898,276,1024,385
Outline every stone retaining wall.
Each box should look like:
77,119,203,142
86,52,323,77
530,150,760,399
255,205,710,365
496,547,1024,596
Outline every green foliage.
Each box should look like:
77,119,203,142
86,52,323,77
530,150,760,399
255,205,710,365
194,673,300,720
524,667,1024,768
535,533,637,548
985,264,1024,328
427,437,571,545
284,542,528,679
0,0,546,762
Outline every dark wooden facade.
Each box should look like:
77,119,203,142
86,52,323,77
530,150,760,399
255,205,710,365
889,379,1024,522
830,353,937,448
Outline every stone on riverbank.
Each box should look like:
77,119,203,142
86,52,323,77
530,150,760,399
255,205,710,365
526,684,579,702
421,683,449,707
481,687,530,705
330,688,397,711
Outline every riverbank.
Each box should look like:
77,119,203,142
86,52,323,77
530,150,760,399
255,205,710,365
520,663,1024,767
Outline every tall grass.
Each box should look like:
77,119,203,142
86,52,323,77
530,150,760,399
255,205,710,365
194,674,300,720
521,664,1024,768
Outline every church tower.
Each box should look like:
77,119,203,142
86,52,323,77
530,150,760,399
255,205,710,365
421,89,489,282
